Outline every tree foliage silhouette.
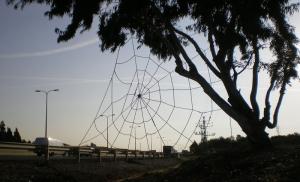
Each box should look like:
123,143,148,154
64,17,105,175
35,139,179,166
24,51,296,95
0,121,6,141
13,128,22,143
6,128,13,142
189,141,199,154
7,0,300,148
0,121,24,142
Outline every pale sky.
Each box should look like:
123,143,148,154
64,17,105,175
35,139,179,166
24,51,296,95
0,1,300,151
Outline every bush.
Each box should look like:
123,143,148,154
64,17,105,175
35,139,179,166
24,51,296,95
190,135,251,154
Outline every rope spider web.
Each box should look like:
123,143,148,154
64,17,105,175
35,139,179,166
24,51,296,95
79,37,220,151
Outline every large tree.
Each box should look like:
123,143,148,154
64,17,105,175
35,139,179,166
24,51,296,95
7,0,299,148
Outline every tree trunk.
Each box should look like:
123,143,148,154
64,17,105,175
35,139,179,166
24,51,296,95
238,120,272,149
174,56,273,149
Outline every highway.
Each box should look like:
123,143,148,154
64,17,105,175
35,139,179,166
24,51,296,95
0,142,166,162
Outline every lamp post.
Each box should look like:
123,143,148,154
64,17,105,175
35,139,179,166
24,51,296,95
130,125,141,153
135,126,141,152
158,136,166,152
100,114,115,148
35,88,59,160
150,134,152,151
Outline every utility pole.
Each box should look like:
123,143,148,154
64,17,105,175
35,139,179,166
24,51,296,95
195,116,215,143
130,125,141,153
150,134,152,151
100,114,115,148
134,126,141,152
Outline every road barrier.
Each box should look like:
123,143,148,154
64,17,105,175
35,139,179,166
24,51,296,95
0,142,165,162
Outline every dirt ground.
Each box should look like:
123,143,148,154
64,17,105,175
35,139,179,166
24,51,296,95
0,158,181,182
125,137,300,182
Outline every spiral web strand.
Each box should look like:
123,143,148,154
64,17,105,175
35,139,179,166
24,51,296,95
79,38,220,152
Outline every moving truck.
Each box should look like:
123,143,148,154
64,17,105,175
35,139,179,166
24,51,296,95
33,137,68,156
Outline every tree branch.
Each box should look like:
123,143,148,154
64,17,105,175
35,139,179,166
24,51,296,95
262,79,275,126
173,28,221,78
208,27,217,59
174,26,253,119
174,55,251,132
168,28,198,75
227,48,238,87
250,41,260,120
167,25,253,132
236,51,254,75
270,84,286,128
163,23,249,129
264,82,286,129
262,58,287,129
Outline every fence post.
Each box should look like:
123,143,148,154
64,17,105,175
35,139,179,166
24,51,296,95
113,150,117,161
125,151,128,161
98,148,102,163
45,145,49,161
77,147,81,163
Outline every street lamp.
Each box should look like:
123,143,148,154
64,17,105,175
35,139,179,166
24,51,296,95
100,114,115,148
35,88,59,160
157,136,166,152
150,134,152,151
130,125,141,153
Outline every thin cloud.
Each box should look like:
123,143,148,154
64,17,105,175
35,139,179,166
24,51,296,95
0,75,109,83
0,38,98,59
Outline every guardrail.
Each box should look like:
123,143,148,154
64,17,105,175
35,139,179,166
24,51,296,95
0,142,165,162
